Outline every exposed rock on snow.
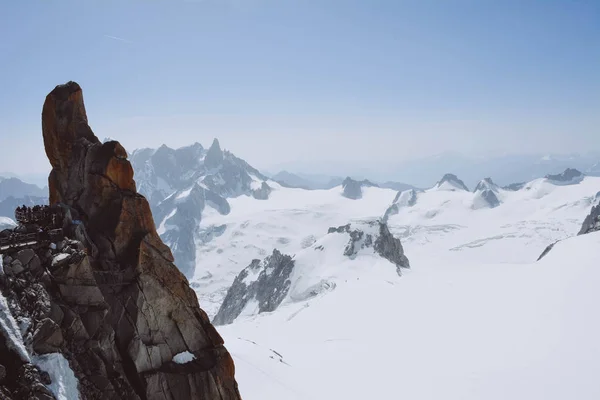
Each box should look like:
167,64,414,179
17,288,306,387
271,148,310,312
213,249,295,326
383,189,418,221
252,181,273,200
537,240,559,261
472,178,501,208
215,220,409,325
545,168,584,185
502,182,526,191
434,173,469,191
579,197,600,235
330,221,410,273
341,177,378,200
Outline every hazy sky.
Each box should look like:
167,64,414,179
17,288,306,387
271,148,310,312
1,0,599,175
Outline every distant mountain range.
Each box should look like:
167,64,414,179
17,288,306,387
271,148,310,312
267,151,600,188
269,171,418,192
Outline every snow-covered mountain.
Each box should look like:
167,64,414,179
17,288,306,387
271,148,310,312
220,229,600,400
130,139,275,276
128,144,600,399
205,168,600,400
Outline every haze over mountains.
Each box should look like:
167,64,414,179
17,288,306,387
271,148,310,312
3,131,600,400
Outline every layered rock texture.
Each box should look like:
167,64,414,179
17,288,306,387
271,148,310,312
0,82,241,399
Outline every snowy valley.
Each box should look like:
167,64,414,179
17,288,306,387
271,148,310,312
124,140,600,399
2,137,599,400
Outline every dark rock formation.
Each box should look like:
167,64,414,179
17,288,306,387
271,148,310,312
545,168,584,185
537,241,559,261
341,177,378,200
252,182,272,200
330,222,410,274
213,249,295,326
383,189,418,222
435,174,469,191
473,178,501,208
579,202,600,235
374,222,411,272
215,220,409,325
27,81,241,399
502,182,526,191
204,139,224,170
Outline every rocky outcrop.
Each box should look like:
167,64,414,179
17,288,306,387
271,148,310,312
252,182,272,200
579,195,600,235
537,240,559,261
473,178,501,208
330,221,410,274
216,220,410,325
204,139,224,170
213,249,294,326
502,182,526,191
36,82,240,399
545,168,584,185
435,174,469,191
383,189,418,222
341,177,378,200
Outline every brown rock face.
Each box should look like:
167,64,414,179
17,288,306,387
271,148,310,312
41,82,241,400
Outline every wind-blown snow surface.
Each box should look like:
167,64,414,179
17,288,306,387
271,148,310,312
192,183,397,316
221,231,600,400
193,176,599,317
205,175,600,399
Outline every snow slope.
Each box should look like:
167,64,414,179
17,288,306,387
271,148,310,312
192,183,397,316
221,231,600,400
193,176,599,317
387,176,600,265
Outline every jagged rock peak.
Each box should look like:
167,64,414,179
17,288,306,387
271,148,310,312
472,178,500,208
435,173,469,191
545,168,584,185
213,249,295,326
204,138,224,168
341,177,378,200
579,194,600,235
41,82,241,399
474,177,499,192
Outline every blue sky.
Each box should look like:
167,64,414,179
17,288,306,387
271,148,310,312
1,0,599,175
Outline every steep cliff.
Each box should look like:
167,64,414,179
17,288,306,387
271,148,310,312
32,81,240,399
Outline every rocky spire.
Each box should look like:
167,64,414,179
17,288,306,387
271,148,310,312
41,82,241,400
204,138,224,169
